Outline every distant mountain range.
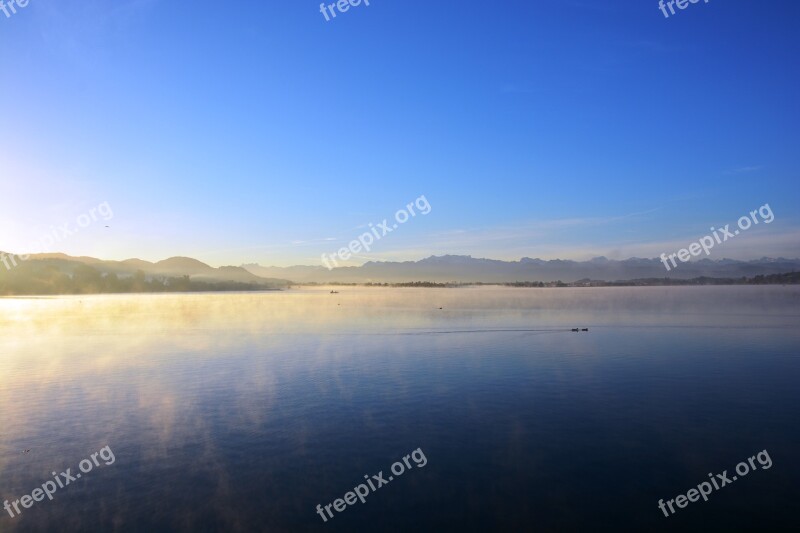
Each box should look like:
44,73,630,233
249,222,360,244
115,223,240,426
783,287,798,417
243,255,800,283
3,253,799,293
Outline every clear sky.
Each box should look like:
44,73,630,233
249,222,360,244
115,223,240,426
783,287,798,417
1,0,798,267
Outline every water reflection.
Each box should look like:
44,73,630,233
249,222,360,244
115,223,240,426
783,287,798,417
0,287,798,531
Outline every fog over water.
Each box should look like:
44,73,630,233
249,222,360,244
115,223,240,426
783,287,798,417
1,287,798,531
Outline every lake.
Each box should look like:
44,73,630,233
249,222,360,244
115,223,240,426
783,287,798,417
1,286,799,531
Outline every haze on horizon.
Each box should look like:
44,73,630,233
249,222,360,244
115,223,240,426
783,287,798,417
1,1,798,268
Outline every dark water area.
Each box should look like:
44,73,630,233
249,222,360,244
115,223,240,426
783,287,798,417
1,286,798,532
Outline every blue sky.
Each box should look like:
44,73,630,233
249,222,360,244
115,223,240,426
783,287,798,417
1,0,798,266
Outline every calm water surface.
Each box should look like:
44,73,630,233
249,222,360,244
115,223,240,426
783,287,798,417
1,287,799,532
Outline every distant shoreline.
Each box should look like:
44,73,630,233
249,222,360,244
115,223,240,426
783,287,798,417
293,272,799,288
2,269,797,296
